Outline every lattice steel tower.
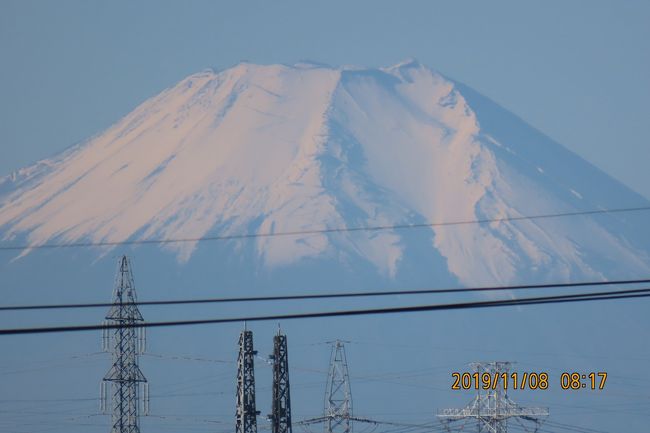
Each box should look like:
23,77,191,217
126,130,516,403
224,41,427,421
324,340,353,433
236,328,259,433
269,328,292,433
101,255,149,433
437,361,548,433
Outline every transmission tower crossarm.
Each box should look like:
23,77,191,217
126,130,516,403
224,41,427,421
437,361,548,433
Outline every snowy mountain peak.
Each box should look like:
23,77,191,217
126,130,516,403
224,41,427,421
1,61,649,285
386,57,423,69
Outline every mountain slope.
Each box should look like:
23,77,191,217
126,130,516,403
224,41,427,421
1,60,648,285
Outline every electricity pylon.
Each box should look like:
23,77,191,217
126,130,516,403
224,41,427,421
269,327,292,433
437,361,548,433
101,255,149,433
324,340,353,433
295,340,397,433
236,328,259,433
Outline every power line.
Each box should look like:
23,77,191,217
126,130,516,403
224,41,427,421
142,352,234,364
542,420,612,433
1,286,649,336
0,205,648,252
3,277,650,312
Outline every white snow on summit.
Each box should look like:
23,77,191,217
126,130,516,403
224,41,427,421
1,60,649,285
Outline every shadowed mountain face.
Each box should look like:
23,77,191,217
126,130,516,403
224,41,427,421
0,60,648,286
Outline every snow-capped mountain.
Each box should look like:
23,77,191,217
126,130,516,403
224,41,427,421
1,59,648,285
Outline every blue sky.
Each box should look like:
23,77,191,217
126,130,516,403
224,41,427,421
1,0,649,198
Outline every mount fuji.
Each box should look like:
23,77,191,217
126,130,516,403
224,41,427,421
1,59,649,287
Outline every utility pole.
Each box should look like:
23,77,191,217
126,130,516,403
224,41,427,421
269,327,292,433
101,255,149,433
236,327,259,433
324,340,353,433
437,362,548,433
